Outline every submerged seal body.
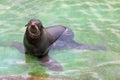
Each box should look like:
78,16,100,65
12,18,106,71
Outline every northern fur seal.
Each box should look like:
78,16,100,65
12,18,106,71
24,19,66,60
23,19,67,71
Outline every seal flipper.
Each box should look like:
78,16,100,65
39,57,63,71
51,27,107,51
11,41,25,53
12,41,63,71
45,25,66,44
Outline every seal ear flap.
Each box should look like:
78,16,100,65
38,23,44,30
25,24,28,27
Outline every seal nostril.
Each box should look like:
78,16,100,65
31,25,35,27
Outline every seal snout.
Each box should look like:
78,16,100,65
27,22,40,38
29,25,38,33
30,24,35,28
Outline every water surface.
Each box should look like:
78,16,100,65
0,0,120,80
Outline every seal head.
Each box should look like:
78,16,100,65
25,19,43,39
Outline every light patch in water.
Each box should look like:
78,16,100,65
77,67,90,70
72,49,87,53
3,59,25,65
88,19,104,36
94,60,120,68
0,67,8,69
77,58,88,62
46,69,81,79
61,4,69,8
104,0,113,9
108,28,120,39
78,10,90,15
89,72,103,80
0,29,11,34
0,4,11,10
111,23,120,26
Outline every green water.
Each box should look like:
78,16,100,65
0,0,120,80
